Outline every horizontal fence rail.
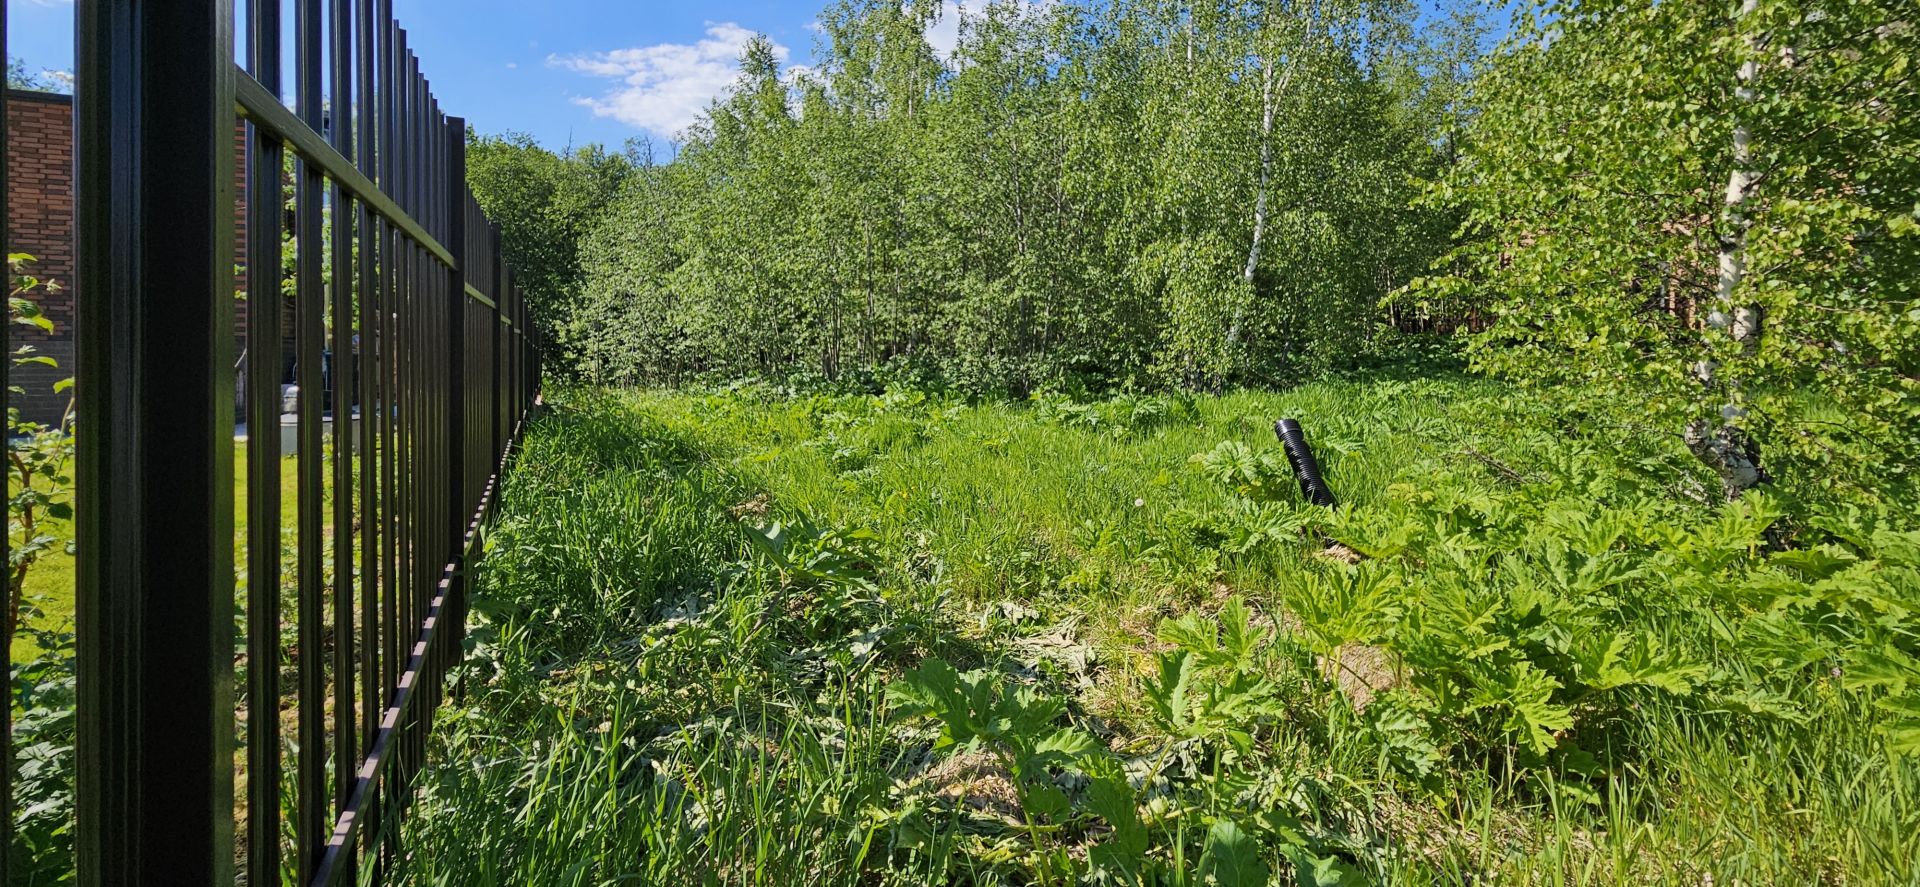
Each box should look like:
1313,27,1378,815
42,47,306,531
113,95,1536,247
36,0,542,883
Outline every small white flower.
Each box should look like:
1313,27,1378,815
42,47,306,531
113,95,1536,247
1133,498,1145,508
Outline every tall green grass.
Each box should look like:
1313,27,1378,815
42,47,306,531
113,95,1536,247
398,378,1918,885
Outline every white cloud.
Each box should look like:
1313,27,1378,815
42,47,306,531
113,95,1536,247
925,2,971,59
926,0,1052,59
551,23,790,140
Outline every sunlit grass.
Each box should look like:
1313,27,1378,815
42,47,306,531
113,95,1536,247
12,450,305,658
395,378,1919,884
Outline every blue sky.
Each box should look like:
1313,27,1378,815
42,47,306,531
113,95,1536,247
10,1,1483,154
7,0,923,153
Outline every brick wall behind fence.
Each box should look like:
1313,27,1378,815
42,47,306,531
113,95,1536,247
7,90,78,428
7,89,253,428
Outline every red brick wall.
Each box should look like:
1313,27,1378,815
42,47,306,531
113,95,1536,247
7,90,77,427
6,90,253,427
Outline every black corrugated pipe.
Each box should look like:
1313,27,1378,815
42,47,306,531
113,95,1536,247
1274,419,1337,507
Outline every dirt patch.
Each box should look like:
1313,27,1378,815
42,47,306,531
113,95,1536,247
1318,542,1364,564
727,493,770,521
1317,643,1399,710
926,750,1023,822
1116,602,1173,654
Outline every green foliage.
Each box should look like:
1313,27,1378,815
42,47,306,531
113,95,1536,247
1417,0,1920,506
887,658,1144,883
1031,389,1192,438
8,255,77,883
6,57,71,94
400,378,1920,884
465,131,635,365
563,0,1475,394
1190,440,1293,502
413,8,1918,876
1150,597,1288,755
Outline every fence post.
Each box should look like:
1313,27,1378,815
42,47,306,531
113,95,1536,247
445,117,468,687
74,0,238,883
447,118,466,542
1,3,12,878
492,226,503,465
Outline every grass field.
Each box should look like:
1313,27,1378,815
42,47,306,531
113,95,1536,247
394,377,1918,885
10,452,305,660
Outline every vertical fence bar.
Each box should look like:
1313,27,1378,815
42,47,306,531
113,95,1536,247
328,0,360,869
294,0,329,872
445,118,467,705
392,41,410,802
387,45,407,827
403,43,417,656
74,0,238,882
376,14,401,851
353,0,382,865
436,111,455,702
417,70,436,798
500,280,509,450
405,54,426,799
429,108,446,701
503,232,510,468
243,0,287,879
1,2,11,877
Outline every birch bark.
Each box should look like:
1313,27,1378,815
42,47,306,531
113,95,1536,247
1686,0,1769,500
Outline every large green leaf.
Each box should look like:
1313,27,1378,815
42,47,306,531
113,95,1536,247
1200,819,1269,887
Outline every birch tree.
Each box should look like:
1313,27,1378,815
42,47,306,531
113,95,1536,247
1687,0,1770,500
1425,0,1920,506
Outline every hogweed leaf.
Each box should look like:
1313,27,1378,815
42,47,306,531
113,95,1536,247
1145,650,1197,734
1200,819,1269,887
1470,661,1573,754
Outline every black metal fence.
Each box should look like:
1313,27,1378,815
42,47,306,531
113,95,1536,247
0,0,540,882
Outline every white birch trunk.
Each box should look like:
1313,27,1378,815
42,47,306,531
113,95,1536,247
1244,58,1277,285
1688,0,1768,500
1227,58,1287,354
1714,0,1760,351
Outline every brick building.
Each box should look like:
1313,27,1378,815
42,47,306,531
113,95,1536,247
7,90,78,427
7,88,257,427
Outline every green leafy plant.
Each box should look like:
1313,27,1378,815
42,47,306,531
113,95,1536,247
888,659,1147,882
7,253,77,883
1191,440,1294,502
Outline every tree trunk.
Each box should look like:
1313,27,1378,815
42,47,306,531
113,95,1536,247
1243,58,1277,286
1226,57,1288,359
1689,0,1769,501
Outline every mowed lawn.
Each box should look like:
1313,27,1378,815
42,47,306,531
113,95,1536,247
13,451,307,658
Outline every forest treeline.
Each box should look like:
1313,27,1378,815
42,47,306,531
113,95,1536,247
473,0,1916,504
480,0,1481,393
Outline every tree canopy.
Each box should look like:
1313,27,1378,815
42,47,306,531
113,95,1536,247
566,0,1479,394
